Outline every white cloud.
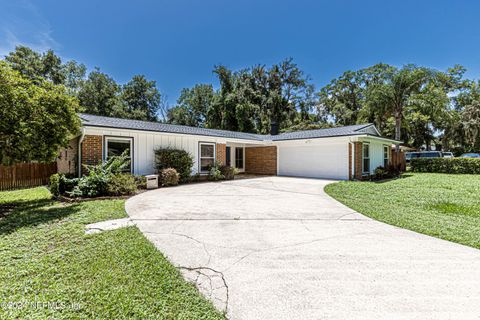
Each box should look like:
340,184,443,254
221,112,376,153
0,0,59,57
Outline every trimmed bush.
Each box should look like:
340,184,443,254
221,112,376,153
160,168,180,187
49,173,61,196
220,166,237,180
154,148,194,183
410,158,480,174
106,174,138,196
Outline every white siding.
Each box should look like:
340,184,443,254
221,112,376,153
277,137,350,180
83,127,227,175
362,138,389,174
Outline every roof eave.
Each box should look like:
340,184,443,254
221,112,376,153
354,134,403,144
81,123,265,142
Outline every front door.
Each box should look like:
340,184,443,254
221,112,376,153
226,146,231,166
235,147,244,170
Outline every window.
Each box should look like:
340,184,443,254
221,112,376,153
235,147,244,169
362,143,370,174
105,137,133,173
383,146,390,167
199,143,215,173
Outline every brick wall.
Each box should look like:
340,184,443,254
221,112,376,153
216,143,226,166
245,146,277,175
81,135,103,174
57,137,79,175
353,142,363,180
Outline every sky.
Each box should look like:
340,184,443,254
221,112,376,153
1,0,479,105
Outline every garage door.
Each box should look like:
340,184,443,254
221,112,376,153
278,142,349,180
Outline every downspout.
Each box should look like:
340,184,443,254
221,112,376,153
77,127,86,177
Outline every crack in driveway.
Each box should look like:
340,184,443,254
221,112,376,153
179,266,230,316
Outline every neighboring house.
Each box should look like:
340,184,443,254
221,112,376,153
59,113,400,180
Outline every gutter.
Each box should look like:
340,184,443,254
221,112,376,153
77,127,86,177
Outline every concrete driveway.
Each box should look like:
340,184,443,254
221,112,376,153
126,176,480,320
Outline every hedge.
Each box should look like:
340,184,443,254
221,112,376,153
410,158,480,174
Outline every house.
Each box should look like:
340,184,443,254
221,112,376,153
58,113,400,180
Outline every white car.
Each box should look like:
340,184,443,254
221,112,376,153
443,152,454,158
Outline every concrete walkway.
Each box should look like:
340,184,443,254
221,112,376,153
126,176,480,320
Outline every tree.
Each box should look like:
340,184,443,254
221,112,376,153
0,61,80,164
5,46,65,85
63,60,87,92
365,65,432,150
454,81,480,151
120,75,161,121
167,84,215,126
318,64,394,127
252,58,313,134
77,69,121,116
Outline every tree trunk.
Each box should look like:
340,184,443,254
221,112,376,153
395,112,401,154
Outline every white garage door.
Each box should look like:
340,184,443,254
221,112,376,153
278,142,349,180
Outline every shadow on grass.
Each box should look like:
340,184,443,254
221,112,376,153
372,173,414,184
0,198,81,235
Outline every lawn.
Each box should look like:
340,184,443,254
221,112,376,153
325,173,480,250
0,187,224,319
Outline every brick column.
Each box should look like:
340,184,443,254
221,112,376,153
216,143,226,166
353,142,363,180
245,146,277,175
81,135,103,174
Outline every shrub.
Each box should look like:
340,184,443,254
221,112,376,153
372,165,401,180
154,148,194,183
410,158,480,174
68,151,131,197
208,162,225,181
49,173,61,196
106,174,138,196
220,166,237,180
160,168,180,187
61,176,79,193
134,175,147,189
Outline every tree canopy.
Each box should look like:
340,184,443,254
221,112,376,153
0,61,80,165
3,46,163,122
2,45,479,154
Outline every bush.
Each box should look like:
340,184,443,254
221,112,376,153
68,151,131,197
220,166,237,180
410,158,480,174
154,148,194,183
134,175,147,189
372,164,401,180
160,168,180,187
49,173,80,196
208,162,225,181
49,173,61,196
106,174,138,196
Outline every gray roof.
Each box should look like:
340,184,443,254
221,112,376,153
79,113,377,142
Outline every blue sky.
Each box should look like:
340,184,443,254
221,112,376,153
1,0,479,105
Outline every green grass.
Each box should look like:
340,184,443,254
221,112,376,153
0,187,223,319
325,173,480,250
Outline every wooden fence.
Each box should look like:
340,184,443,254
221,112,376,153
391,149,406,171
0,162,57,191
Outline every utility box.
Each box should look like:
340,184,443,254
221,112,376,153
145,174,159,189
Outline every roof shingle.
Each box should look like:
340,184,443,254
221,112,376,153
79,113,375,142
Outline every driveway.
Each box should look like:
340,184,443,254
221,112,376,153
126,176,480,320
